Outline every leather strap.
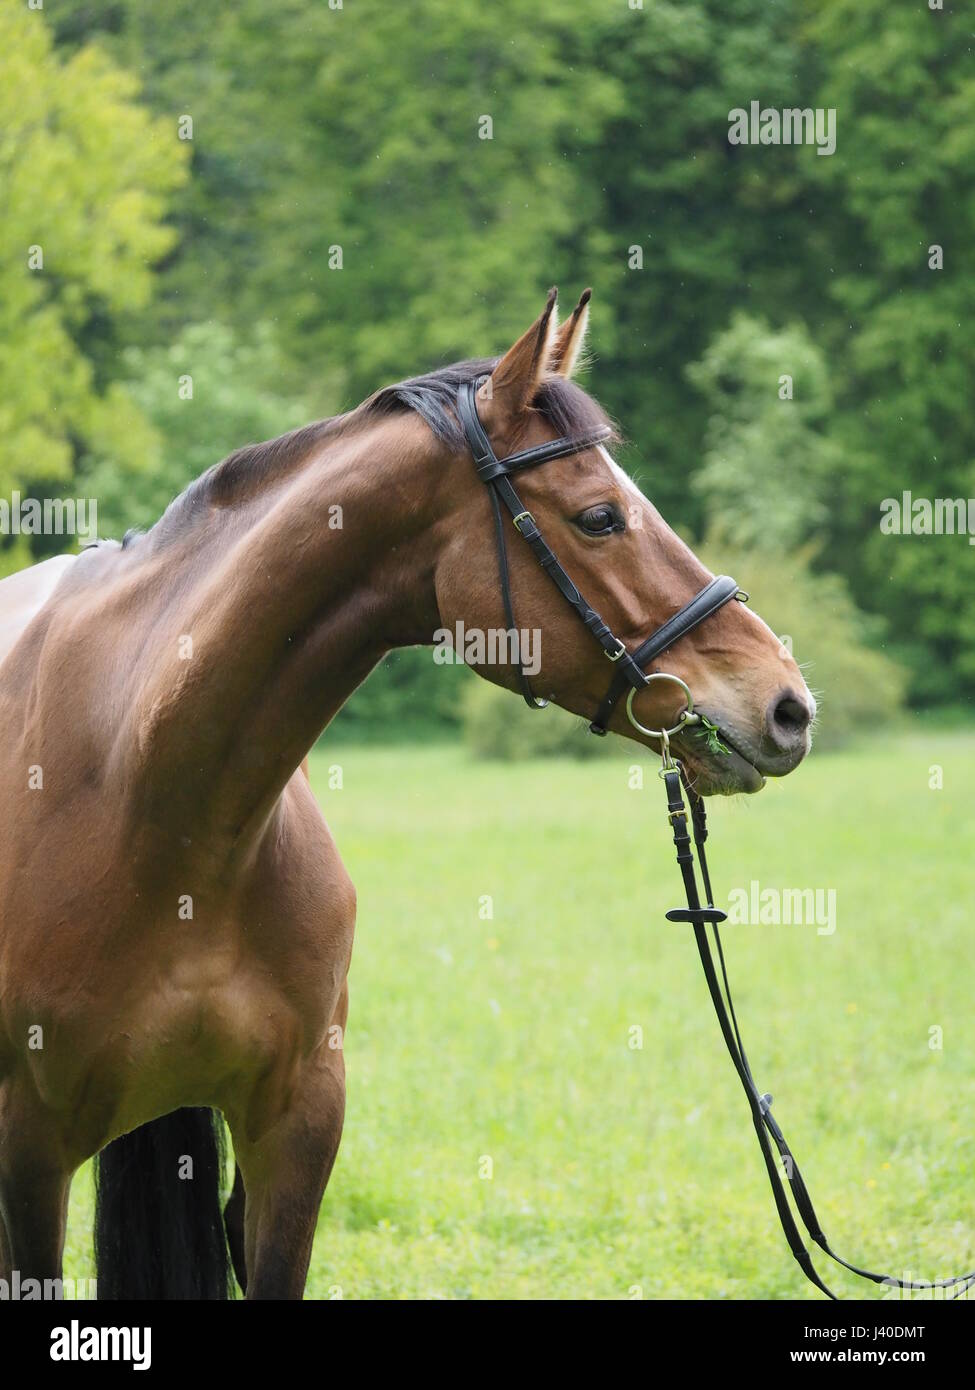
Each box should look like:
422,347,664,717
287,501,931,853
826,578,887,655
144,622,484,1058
589,575,742,735
483,427,614,479
457,378,647,707
455,378,612,482
662,765,975,1301
491,473,648,687
456,377,741,725
487,483,544,707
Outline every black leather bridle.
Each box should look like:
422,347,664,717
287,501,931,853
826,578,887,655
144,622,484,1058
456,377,743,737
457,375,975,1301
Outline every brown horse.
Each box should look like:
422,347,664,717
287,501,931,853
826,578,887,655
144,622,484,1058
0,290,814,1299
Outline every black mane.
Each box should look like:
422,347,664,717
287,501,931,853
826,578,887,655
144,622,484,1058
364,356,619,451
142,356,619,545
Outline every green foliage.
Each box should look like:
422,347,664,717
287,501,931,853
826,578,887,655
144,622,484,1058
461,679,612,761
578,0,820,524
50,0,623,403
688,314,840,549
278,0,625,403
328,647,472,744
81,322,315,537
0,4,186,538
698,530,906,749
798,1,975,707
2,0,971,716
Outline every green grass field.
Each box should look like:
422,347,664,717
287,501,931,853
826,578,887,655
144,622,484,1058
63,729,975,1299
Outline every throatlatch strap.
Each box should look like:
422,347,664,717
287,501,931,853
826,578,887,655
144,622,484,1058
663,769,975,1301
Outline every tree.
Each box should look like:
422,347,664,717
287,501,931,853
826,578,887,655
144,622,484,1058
801,0,975,703
697,531,905,749
39,0,975,710
687,313,840,549
81,322,315,537
0,4,186,572
584,0,824,522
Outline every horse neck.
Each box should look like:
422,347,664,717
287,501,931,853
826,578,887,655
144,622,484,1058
129,411,447,848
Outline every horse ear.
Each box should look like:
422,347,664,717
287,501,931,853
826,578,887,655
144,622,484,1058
478,288,559,420
549,288,591,378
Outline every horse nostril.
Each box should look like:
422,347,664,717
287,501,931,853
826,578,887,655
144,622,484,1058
768,691,812,749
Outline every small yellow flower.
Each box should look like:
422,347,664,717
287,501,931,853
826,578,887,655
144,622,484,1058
845,1002,858,1014
486,937,499,951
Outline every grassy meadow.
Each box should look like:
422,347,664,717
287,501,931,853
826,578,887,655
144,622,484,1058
63,729,975,1299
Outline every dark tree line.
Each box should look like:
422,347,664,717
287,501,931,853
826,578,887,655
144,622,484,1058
5,1,972,720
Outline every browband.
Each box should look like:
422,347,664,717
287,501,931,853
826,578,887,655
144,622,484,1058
456,380,612,482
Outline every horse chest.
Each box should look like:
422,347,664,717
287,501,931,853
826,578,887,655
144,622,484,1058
6,894,341,1141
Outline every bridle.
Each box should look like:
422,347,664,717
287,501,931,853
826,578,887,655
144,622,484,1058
456,377,744,740
457,375,975,1301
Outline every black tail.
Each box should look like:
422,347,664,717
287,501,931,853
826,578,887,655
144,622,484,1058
95,1107,233,1300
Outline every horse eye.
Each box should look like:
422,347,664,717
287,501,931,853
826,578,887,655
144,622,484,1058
575,505,623,537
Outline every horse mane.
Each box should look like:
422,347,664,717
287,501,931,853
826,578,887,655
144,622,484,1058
144,356,619,545
362,356,619,451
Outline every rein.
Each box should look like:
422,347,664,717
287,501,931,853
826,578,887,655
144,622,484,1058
662,760,975,1301
459,375,975,1300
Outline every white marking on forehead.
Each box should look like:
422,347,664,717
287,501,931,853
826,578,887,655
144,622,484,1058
597,445,649,508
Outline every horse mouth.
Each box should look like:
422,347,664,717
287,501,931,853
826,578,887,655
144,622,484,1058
676,718,767,796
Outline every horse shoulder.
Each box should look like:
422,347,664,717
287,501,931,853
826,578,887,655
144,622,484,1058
0,555,76,673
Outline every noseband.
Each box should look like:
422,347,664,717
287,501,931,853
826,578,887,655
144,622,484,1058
457,375,975,1301
456,377,744,742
